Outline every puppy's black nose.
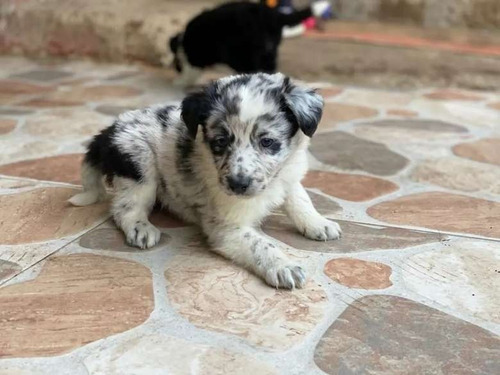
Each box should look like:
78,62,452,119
227,176,251,194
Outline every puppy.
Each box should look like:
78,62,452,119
169,1,331,86
70,73,341,289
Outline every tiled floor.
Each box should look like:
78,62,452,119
0,56,499,374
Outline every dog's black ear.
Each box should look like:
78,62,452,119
181,90,211,139
282,77,323,137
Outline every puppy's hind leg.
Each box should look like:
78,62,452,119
69,161,107,206
112,178,161,249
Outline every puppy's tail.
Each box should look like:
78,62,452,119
68,161,107,206
276,1,332,27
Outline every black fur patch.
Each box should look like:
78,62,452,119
156,105,175,127
85,122,142,182
175,132,195,176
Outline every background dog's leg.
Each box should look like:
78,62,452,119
207,225,306,289
173,63,202,87
284,183,341,240
111,178,161,249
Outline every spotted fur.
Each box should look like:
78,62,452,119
70,73,341,289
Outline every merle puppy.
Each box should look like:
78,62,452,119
70,73,341,289
169,1,330,86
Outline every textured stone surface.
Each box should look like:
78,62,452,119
453,138,500,166
0,80,54,95
411,157,500,194
318,87,343,98
0,154,84,184
23,108,108,140
319,103,378,131
48,85,142,102
0,119,17,135
324,258,392,289
79,227,170,252
424,89,484,101
10,69,72,82
387,109,418,117
310,132,409,175
94,105,135,117
150,209,188,228
0,254,153,358
368,192,500,238
314,295,500,375
17,98,83,107
0,108,34,116
0,140,58,165
263,216,443,253
164,247,327,350
84,335,277,375
341,89,413,107
0,187,108,245
488,101,500,110
303,171,398,201
0,259,21,283
403,241,500,324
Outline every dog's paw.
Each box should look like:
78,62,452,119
125,221,161,249
265,262,307,289
302,217,341,241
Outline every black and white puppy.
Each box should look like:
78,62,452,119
70,73,341,289
169,1,330,86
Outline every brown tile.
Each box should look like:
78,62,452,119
453,138,500,166
356,119,467,134
0,119,17,135
318,87,343,99
0,254,153,358
164,247,327,350
10,70,72,82
0,154,84,184
310,132,409,176
368,192,500,238
17,98,84,108
0,80,55,96
386,109,418,117
79,226,170,252
411,157,500,194
487,101,500,110
324,258,392,289
263,217,443,253
314,296,500,375
424,89,484,101
0,187,108,245
150,209,188,228
48,85,142,102
94,105,135,117
303,171,398,202
319,103,378,131
0,259,21,283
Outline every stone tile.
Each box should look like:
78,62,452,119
314,295,500,375
488,101,500,110
164,246,327,350
318,87,343,98
10,70,73,82
262,216,443,253
0,187,108,245
0,259,21,283
0,254,153,358
94,105,135,117
84,335,277,375
319,103,378,131
17,98,84,107
386,109,418,117
368,192,500,238
0,108,34,116
0,119,17,135
402,241,500,324
341,89,413,107
0,140,58,165
324,258,392,289
303,171,398,201
0,154,84,184
453,138,500,166
424,89,484,101
0,178,34,189
150,209,188,228
24,108,109,140
0,80,54,96
310,132,409,176
354,119,469,145
79,226,170,252
411,157,500,194
48,85,142,102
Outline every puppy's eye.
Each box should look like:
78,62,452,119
214,136,228,148
260,138,275,148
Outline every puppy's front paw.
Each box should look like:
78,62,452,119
265,261,307,289
125,221,161,249
302,217,341,241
